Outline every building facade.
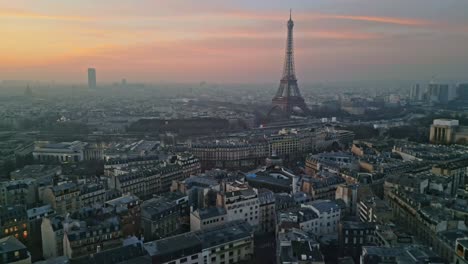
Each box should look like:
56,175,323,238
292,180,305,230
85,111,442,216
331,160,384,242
42,182,80,215
216,188,260,230
145,221,254,264
190,207,226,232
0,179,37,208
430,119,468,145
141,192,189,241
303,200,341,235
0,205,29,246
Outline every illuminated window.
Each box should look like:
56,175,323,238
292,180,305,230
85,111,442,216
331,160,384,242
23,231,28,239
4,229,8,234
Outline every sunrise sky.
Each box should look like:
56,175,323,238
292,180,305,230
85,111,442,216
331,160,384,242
1,0,468,83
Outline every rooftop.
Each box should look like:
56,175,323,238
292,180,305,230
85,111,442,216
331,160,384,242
342,221,376,230
34,141,88,153
438,229,468,247
141,192,187,219
457,238,468,249
11,164,61,179
245,173,291,189
72,241,148,264
145,220,252,259
307,200,340,213
105,194,140,208
196,220,252,248
278,228,323,263
291,240,323,262
145,232,200,257
224,188,257,201
80,183,105,195
0,236,26,253
278,208,318,224
362,245,446,263
193,207,226,220
66,218,120,242
52,182,79,194
27,204,55,219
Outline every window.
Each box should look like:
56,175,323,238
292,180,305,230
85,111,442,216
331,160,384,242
191,255,198,260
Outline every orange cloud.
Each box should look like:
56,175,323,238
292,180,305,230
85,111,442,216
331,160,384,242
0,9,93,22
161,10,431,27
318,14,430,26
302,30,380,40
0,8,433,27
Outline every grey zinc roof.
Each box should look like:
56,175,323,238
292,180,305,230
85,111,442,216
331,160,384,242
195,220,252,248
145,232,201,257
144,220,252,257
27,204,54,219
196,207,226,220
308,200,340,213
0,236,27,253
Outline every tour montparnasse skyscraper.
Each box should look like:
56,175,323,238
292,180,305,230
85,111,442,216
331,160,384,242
271,10,310,118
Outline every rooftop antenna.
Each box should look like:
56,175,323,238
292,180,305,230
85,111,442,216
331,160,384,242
290,9,292,20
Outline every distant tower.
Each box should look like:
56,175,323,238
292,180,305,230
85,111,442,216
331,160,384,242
270,10,309,118
24,85,33,97
410,84,421,101
88,68,96,89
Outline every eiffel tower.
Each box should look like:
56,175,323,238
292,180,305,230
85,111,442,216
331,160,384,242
270,10,310,118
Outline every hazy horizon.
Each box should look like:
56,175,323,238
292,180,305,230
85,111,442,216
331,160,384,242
2,0,468,83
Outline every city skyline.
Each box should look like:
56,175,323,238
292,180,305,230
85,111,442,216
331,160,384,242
2,0,468,83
